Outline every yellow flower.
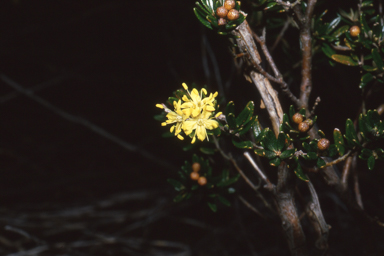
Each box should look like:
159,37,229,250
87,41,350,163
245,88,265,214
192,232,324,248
183,107,219,143
181,83,218,118
165,100,187,138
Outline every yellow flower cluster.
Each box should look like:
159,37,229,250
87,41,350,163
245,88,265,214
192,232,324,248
156,83,222,144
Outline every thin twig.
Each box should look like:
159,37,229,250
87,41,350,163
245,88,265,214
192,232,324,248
310,97,321,116
341,155,353,190
0,74,178,172
324,151,352,167
238,195,265,218
243,152,275,191
271,17,291,52
352,154,364,209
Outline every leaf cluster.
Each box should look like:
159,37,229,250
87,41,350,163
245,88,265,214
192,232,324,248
167,154,239,212
194,0,246,35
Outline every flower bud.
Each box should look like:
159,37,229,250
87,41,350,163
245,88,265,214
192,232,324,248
224,0,236,10
198,176,207,186
317,138,330,151
192,162,201,172
190,172,200,181
216,6,228,18
227,9,239,21
350,26,360,37
292,113,304,124
298,122,310,133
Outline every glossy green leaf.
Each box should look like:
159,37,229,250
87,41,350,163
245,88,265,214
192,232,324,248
254,148,266,157
331,25,349,37
263,129,278,151
344,119,360,148
318,130,326,138
252,118,263,143
194,8,213,30
276,132,286,151
236,101,254,127
226,101,235,115
294,164,309,182
218,195,231,206
167,179,185,191
360,13,370,35
372,48,384,71
280,148,296,160
326,16,341,34
269,157,281,166
317,157,326,168
333,128,345,156
207,202,217,212
321,43,336,58
232,138,253,149
331,54,359,66
367,155,375,170
227,113,237,129
362,65,377,72
361,0,373,7
265,150,277,159
328,144,338,157
196,2,212,15
238,117,255,136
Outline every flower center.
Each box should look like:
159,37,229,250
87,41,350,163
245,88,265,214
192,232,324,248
197,119,204,126
176,115,183,122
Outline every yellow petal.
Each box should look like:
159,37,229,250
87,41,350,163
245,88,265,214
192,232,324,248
182,83,188,90
170,126,175,133
191,108,201,118
204,120,219,130
196,125,207,141
213,91,218,98
206,105,215,112
182,95,189,102
177,134,184,140
201,88,207,95
183,120,197,135
161,122,167,126
191,136,196,144
156,104,164,109
215,112,222,118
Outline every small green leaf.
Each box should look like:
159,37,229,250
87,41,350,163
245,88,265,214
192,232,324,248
345,119,360,148
367,155,375,170
183,144,195,151
227,113,237,129
331,54,359,66
200,147,215,155
331,25,349,37
293,164,309,182
225,101,235,115
263,128,278,151
238,117,255,136
326,16,341,34
254,148,266,157
218,195,231,206
207,202,217,212
321,43,336,58
372,48,384,71
232,138,253,149
265,150,277,159
194,8,213,30
269,157,281,166
362,65,377,72
317,157,326,168
328,144,338,157
236,101,254,127
289,105,296,121
174,192,189,203
360,13,370,35
252,117,263,143
318,130,326,138
280,148,296,160
333,128,345,155
276,132,286,151
359,148,373,160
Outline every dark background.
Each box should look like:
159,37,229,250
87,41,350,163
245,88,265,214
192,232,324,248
0,0,383,255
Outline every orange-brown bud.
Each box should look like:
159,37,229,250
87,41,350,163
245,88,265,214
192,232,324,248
216,6,228,18
292,113,304,124
192,162,201,172
197,176,207,186
227,9,239,21
317,138,330,151
298,122,310,133
190,172,200,181
224,0,236,10
350,26,361,37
